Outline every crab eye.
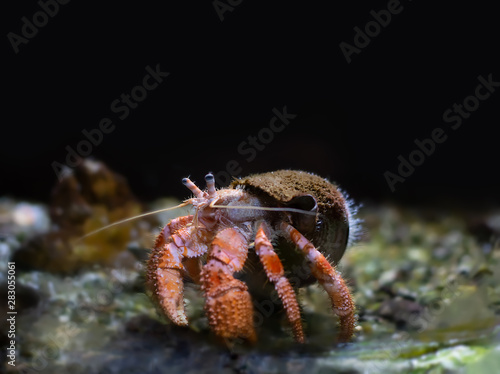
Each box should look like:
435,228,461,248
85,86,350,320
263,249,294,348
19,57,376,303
205,173,214,182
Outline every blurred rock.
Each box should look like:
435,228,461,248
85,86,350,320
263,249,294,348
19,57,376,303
466,211,500,244
12,159,157,274
0,199,50,239
378,296,424,330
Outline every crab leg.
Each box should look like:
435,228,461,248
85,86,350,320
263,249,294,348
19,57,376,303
159,215,194,239
147,215,207,326
281,222,356,342
255,222,304,343
201,227,256,343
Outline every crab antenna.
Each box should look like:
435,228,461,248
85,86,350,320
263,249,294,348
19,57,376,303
182,177,204,198
77,201,191,241
210,202,317,216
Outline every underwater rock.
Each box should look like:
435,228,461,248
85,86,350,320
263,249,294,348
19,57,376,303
0,200,50,238
466,211,500,246
12,159,157,274
378,295,424,330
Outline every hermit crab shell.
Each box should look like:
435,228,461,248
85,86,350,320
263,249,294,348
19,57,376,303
230,170,351,265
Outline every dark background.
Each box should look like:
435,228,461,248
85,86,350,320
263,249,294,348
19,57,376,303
2,1,499,207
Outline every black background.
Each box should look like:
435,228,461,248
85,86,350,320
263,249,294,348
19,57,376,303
2,1,499,207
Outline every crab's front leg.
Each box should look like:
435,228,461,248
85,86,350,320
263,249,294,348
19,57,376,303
281,222,356,342
201,227,256,343
147,215,207,326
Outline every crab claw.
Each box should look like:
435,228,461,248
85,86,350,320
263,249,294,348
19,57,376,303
147,221,192,327
202,262,256,343
155,268,188,326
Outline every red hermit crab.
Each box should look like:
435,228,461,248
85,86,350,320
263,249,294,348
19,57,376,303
146,170,360,343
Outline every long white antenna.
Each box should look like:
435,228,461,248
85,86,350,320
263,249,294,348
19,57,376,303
77,201,190,241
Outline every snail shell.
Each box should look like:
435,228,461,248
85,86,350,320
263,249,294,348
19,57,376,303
231,170,356,266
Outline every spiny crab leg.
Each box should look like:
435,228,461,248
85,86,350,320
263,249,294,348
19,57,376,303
255,222,305,343
281,221,356,342
201,227,256,343
159,215,194,239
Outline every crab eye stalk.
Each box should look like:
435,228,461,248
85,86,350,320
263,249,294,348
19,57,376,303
205,173,216,197
182,177,204,198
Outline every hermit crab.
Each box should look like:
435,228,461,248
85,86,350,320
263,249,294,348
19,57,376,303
146,170,360,343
